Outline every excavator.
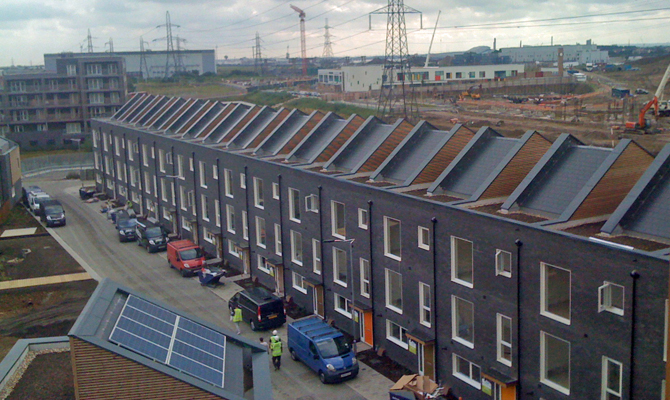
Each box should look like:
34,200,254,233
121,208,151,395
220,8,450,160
625,61,670,132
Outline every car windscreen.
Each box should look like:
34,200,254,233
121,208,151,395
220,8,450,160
118,219,137,229
179,248,203,260
146,227,163,237
316,336,351,358
44,205,64,214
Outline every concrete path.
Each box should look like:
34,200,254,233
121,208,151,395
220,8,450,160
0,272,91,291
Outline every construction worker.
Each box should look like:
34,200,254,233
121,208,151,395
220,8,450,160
270,330,281,345
271,335,283,370
232,305,243,335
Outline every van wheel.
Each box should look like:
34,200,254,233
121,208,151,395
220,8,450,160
290,349,298,361
319,371,326,384
180,269,188,277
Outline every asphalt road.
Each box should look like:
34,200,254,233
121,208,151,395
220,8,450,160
28,175,389,400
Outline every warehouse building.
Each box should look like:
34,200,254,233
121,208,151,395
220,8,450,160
92,93,670,400
500,41,609,64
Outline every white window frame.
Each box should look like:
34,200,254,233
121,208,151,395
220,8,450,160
290,230,303,266
142,144,149,167
419,282,431,328
228,239,241,258
358,208,368,229
540,331,571,395
158,149,165,172
451,295,475,349
385,269,403,314
257,254,270,274
360,258,370,298
306,194,319,213
177,155,184,179
204,227,216,244
386,320,408,350
497,314,512,366
334,293,352,318
253,177,264,209
199,161,207,188
189,157,194,171
181,216,191,232
312,239,321,275
333,247,348,287
201,194,209,221
224,169,233,197
383,216,401,261
292,272,308,294
496,249,512,278
255,216,266,248
601,357,622,400
289,188,301,222
331,201,346,238
242,211,249,241
240,173,246,189
272,182,280,200
214,200,221,227
274,224,282,256
226,205,235,234
452,354,482,389
598,282,625,316
213,164,218,180
541,262,572,325
451,236,474,288
418,226,430,250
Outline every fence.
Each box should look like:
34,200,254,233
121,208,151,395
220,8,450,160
21,152,94,177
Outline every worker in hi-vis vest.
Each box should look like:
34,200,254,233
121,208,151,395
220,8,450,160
232,305,243,335
271,337,283,371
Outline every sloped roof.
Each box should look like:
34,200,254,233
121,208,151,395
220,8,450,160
69,279,271,400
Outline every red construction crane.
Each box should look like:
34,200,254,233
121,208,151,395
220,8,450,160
290,4,307,76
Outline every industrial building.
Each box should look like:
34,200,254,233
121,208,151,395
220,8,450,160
93,93,670,400
0,137,21,219
318,64,525,92
500,41,609,64
45,50,216,79
0,54,127,148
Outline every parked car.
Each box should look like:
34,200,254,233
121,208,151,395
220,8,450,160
167,240,206,277
39,199,66,227
22,186,42,206
28,192,51,215
135,218,168,253
228,287,286,331
117,217,138,242
287,315,359,383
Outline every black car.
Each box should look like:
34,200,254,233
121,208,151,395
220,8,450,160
228,287,286,331
39,200,66,227
136,218,168,253
117,217,138,242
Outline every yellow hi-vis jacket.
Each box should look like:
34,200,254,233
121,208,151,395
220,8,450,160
233,307,243,323
271,340,282,357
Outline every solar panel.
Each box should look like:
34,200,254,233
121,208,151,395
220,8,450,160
109,295,227,388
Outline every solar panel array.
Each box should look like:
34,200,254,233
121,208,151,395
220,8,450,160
109,295,226,388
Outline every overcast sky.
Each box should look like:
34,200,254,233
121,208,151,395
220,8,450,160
2,0,669,66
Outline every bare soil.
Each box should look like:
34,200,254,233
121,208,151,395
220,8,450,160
6,352,74,400
357,348,413,383
0,235,85,280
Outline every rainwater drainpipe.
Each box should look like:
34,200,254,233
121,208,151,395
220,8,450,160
431,217,438,381
317,185,326,319
629,269,640,400
243,165,252,282
515,239,523,400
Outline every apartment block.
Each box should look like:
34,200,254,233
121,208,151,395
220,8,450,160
0,55,127,148
92,93,670,400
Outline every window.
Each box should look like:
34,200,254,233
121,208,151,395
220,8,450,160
144,171,152,194
204,227,216,244
89,93,104,104
213,164,218,180
334,293,352,318
541,263,571,324
189,157,194,171
452,354,481,389
86,63,102,75
177,155,184,179
358,208,368,229
242,211,248,240
419,283,431,327
274,224,282,256
226,205,235,234
452,296,474,348
601,357,622,400
496,249,512,277
479,71,486,78
360,259,370,298
272,182,279,199
201,195,209,221
199,161,207,188
181,216,191,232
305,194,319,213
257,254,270,274
253,177,264,208
88,78,102,90
418,226,430,250
497,314,512,366
290,230,303,265
540,332,571,395
255,217,266,248
385,269,403,314
598,282,624,316
293,272,308,294
333,247,348,286
331,201,346,238
312,239,321,275
451,236,474,287
240,173,246,189
66,64,77,76
214,200,220,227
384,217,401,260
228,239,241,258
179,186,187,211
289,188,301,222
158,149,165,172
224,169,233,197
386,320,408,349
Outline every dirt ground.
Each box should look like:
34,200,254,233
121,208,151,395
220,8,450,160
6,351,75,400
0,235,86,280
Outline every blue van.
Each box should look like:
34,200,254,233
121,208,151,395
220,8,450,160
287,316,359,383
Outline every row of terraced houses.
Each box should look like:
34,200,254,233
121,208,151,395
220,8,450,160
92,92,670,400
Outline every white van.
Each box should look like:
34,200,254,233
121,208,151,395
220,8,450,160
28,191,51,214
